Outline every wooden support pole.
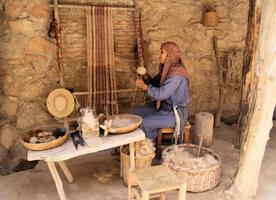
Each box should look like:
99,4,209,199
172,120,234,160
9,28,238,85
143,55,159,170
213,36,224,128
227,0,276,199
234,0,261,148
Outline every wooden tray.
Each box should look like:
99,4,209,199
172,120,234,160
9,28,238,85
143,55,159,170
100,114,142,134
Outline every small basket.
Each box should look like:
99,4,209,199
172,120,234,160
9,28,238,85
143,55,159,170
20,125,68,151
202,5,219,26
121,151,154,185
162,144,221,192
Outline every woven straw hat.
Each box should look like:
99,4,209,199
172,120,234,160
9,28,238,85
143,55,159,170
47,88,75,118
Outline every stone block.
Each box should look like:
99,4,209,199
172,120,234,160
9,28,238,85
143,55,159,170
26,0,49,18
0,124,18,150
5,0,23,19
26,36,56,55
0,96,18,120
9,19,34,34
16,102,54,131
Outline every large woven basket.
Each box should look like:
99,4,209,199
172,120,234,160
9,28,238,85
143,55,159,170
121,151,154,185
162,144,221,192
20,125,68,151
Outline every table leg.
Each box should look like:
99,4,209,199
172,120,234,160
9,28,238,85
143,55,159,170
160,192,166,200
120,146,123,177
141,191,149,200
47,161,67,200
129,142,135,170
178,184,186,200
58,161,74,183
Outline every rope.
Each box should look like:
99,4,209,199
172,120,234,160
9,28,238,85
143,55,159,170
54,0,65,87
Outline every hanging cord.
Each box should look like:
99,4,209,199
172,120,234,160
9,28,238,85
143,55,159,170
54,0,65,87
131,0,145,113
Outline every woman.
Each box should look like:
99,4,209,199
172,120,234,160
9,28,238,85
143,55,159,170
134,42,189,141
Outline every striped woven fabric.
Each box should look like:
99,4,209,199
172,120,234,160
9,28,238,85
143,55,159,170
86,6,118,115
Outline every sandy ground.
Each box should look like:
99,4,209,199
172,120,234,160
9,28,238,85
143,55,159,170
0,124,275,200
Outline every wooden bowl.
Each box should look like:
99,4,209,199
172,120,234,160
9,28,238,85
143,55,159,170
100,114,142,134
20,126,68,151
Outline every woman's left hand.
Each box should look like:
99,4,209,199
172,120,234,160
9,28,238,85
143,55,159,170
135,79,148,91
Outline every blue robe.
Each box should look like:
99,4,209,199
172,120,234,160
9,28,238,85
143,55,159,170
133,75,188,140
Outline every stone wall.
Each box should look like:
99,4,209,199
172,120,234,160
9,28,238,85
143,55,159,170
0,0,56,174
0,0,248,174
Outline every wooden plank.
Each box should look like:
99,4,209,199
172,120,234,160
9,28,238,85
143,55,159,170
28,129,145,162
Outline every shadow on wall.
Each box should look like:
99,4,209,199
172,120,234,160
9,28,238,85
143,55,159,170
273,107,276,120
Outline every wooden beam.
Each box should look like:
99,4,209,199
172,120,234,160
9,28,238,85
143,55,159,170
49,4,135,11
234,0,261,148
227,0,276,198
73,89,144,96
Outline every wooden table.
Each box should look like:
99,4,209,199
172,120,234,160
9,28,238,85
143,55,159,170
28,129,145,200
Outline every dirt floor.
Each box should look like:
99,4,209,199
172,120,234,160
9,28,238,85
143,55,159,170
0,123,275,200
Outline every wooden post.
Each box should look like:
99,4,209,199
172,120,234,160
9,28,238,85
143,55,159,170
213,36,224,128
227,0,276,199
234,0,261,148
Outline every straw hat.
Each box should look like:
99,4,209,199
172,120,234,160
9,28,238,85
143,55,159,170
47,88,75,118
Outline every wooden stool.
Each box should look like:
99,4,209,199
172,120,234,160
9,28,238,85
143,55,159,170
157,121,191,157
128,165,186,200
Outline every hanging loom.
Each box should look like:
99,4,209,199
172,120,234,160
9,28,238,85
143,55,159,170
49,2,144,115
86,6,118,115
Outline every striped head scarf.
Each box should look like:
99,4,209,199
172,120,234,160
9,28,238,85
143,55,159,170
160,42,188,85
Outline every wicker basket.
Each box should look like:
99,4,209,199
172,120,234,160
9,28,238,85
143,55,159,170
162,144,221,192
121,151,154,185
20,125,68,151
202,5,219,26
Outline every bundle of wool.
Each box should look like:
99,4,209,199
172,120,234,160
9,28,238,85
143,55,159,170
122,138,155,157
136,66,146,76
79,107,99,138
162,145,218,170
136,138,155,157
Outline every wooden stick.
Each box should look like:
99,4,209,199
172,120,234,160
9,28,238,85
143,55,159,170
134,0,145,67
213,36,224,128
130,87,138,113
197,136,203,157
73,89,143,96
54,0,65,87
49,4,135,11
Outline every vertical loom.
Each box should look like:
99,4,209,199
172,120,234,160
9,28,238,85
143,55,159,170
86,6,118,115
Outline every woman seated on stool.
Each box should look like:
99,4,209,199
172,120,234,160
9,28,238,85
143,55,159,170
133,42,189,141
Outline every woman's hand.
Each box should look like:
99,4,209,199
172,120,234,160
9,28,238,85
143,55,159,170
135,79,148,91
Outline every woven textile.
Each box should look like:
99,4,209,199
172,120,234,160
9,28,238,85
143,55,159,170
86,6,118,114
